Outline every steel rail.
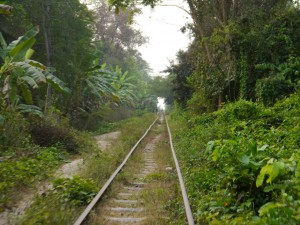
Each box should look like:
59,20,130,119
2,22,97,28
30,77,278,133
165,116,195,225
73,117,158,225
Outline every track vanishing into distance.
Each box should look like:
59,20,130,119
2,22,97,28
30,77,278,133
73,116,194,225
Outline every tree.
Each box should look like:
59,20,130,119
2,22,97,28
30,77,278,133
5,0,94,114
0,27,69,114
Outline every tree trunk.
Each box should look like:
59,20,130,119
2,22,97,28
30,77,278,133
42,0,52,113
218,93,223,109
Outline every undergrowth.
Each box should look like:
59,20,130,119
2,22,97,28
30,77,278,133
18,113,156,224
0,147,66,211
169,92,300,224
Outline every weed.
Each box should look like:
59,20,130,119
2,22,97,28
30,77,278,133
168,92,300,224
52,176,97,205
19,113,156,224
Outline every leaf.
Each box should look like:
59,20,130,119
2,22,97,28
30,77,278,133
256,161,285,187
266,162,285,183
258,202,284,216
19,84,33,104
7,27,39,54
25,48,34,59
0,32,7,59
238,155,250,165
16,104,43,117
10,37,36,62
249,160,262,170
263,184,288,192
26,59,46,70
44,71,70,93
248,141,257,155
212,147,221,162
2,74,10,94
258,144,269,151
19,76,39,89
13,61,46,83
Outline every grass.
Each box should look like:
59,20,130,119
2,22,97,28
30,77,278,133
140,121,186,225
87,117,186,224
17,113,156,225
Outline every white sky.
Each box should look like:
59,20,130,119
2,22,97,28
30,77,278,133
134,0,192,76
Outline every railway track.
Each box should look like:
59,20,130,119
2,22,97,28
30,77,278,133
73,116,194,225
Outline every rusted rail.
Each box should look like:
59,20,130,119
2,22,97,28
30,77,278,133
165,116,195,225
73,118,158,225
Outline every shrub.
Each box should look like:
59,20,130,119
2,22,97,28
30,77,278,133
217,99,262,121
256,77,294,106
52,176,97,205
31,123,79,153
0,109,31,155
169,93,300,224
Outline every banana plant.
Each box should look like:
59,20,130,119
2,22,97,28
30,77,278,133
0,27,69,111
85,63,120,103
110,66,137,105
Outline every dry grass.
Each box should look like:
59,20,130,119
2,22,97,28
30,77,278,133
87,119,186,224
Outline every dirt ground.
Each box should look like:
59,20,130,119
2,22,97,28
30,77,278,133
94,131,121,150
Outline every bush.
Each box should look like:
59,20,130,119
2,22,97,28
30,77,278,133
169,93,300,224
256,77,294,106
0,109,31,155
31,123,79,153
217,99,262,121
52,176,97,205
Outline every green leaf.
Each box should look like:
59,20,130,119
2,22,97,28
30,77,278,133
7,27,39,54
263,183,288,192
0,32,7,56
248,141,257,155
256,161,285,187
16,104,43,117
25,49,34,59
212,147,221,162
45,71,70,93
9,37,36,62
258,202,284,216
19,76,39,89
19,84,33,104
266,162,285,183
258,144,269,151
249,160,262,170
26,59,46,70
238,155,250,165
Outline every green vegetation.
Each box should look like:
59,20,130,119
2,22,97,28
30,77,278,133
0,147,64,211
2,0,300,224
52,176,98,206
18,113,155,224
0,0,160,222
169,92,300,224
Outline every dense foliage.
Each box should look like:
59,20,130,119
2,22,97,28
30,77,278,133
2,0,300,224
169,92,300,224
0,0,158,130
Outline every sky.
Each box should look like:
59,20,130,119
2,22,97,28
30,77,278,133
134,0,192,76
